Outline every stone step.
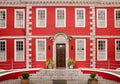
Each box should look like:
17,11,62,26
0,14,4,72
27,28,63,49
36,69,82,76
30,69,82,80
0,79,119,84
0,69,119,84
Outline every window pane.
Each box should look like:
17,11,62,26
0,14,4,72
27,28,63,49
116,40,120,60
37,9,46,27
76,39,86,60
76,9,85,27
36,39,46,61
15,40,24,61
115,10,120,27
15,9,24,28
97,40,107,60
0,41,6,61
56,8,66,27
0,10,6,28
97,9,106,28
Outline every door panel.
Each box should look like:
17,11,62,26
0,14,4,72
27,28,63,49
56,44,66,68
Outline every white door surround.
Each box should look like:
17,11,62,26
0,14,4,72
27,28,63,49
50,32,72,68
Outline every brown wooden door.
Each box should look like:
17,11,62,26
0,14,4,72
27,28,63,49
56,44,66,68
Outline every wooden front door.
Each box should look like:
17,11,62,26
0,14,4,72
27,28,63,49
56,44,66,68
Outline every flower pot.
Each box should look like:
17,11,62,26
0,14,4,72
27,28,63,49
90,80,98,84
88,79,98,84
21,79,29,84
48,64,53,69
69,65,73,69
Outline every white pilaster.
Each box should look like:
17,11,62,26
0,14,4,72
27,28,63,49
26,5,32,69
90,6,96,68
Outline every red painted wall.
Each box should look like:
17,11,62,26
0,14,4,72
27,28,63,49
0,7,26,69
96,7,120,35
95,7,120,69
69,38,91,68
0,7,26,36
30,6,91,68
31,38,91,68
0,39,26,69
31,6,90,36
31,38,53,68
96,38,120,69
0,6,120,69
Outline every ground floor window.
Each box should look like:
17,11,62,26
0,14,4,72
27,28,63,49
36,39,46,61
0,40,6,61
14,39,24,61
97,39,107,61
76,39,86,61
115,39,120,61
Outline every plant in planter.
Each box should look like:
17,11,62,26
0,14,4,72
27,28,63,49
67,58,75,69
46,59,55,69
21,72,30,84
88,72,98,84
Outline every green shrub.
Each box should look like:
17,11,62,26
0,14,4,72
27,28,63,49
22,72,29,79
46,59,55,68
90,72,96,79
88,72,98,84
67,58,75,67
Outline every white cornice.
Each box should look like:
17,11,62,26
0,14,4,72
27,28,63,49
0,36,26,39
0,0,120,6
0,35,120,39
96,36,120,38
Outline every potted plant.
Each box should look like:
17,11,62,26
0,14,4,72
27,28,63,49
46,59,55,69
88,72,98,84
21,72,30,84
67,58,75,69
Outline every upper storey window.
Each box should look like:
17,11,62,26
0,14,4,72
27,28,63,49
56,8,66,27
36,8,46,27
75,8,85,27
97,9,107,28
15,9,25,28
0,9,6,28
115,9,120,28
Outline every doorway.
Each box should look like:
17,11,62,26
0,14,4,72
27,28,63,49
56,44,66,68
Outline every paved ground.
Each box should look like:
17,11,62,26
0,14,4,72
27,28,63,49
53,80,67,84
0,69,120,84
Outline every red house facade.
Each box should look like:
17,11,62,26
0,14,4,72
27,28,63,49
0,0,120,69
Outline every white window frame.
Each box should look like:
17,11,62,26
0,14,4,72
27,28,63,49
36,39,46,61
76,39,86,61
56,8,66,27
97,9,107,28
115,39,120,61
97,39,107,61
14,9,25,28
75,8,85,27
0,9,6,28
0,40,6,62
36,8,46,28
14,39,24,61
115,9,120,28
